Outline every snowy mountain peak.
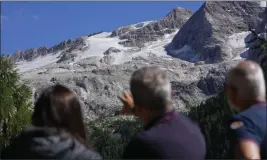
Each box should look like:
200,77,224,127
167,1,265,64
110,7,193,48
7,34,99,63
7,6,193,68
6,2,266,122
132,21,155,29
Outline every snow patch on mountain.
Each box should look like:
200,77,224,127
137,30,179,56
260,1,266,7
226,31,251,49
15,30,179,74
167,31,251,63
168,45,198,62
132,21,155,29
111,30,178,64
78,32,125,60
16,51,62,73
80,87,88,100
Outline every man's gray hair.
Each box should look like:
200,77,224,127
130,66,172,110
226,60,266,100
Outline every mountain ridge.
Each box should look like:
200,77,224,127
4,1,266,122
110,7,193,48
166,1,265,64
7,6,193,63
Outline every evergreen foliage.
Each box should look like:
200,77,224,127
87,115,142,159
0,55,33,148
188,92,233,158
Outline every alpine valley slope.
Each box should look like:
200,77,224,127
6,2,264,122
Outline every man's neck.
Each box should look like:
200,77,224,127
143,105,174,127
240,97,266,111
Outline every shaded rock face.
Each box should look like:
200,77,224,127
88,31,104,38
100,55,115,65
56,51,76,63
167,1,265,64
197,67,228,95
247,7,267,66
8,37,88,63
100,47,121,65
110,7,193,47
103,47,121,55
9,47,49,62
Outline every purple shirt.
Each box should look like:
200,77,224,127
123,110,206,159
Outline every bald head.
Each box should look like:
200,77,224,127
226,60,266,101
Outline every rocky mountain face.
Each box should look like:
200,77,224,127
7,7,193,63
100,47,122,65
8,2,261,123
110,7,193,48
23,54,238,122
7,36,90,62
166,1,265,64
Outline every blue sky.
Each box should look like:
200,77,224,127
1,1,203,54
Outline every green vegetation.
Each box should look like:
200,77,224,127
1,27,266,158
87,116,142,159
87,93,233,159
0,56,33,148
188,92,233,158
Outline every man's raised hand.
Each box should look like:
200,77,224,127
118,91,134,115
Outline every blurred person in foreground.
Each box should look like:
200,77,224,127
225,60,267,159
1,84,102,160
119,66,206,159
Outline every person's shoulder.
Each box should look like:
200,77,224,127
125,131,157,152
240,105,266,116
130,131,151,144
177,112,203,132
78,149,103,160
123,130,166,159
229,105,267,145
232,104,266,125
177,112,206,140
230,112,255,131
178,112,198,124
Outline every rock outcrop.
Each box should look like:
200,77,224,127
7,37,88,62
6,4,247,124
110,7,193,47
167,1,265,64
99,47,122,65
24,54,239,122
10,47,48,62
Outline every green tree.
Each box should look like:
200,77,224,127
188,92,233,158
0,55,33,148
87,116,142,159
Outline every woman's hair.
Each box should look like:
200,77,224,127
32,84,89,147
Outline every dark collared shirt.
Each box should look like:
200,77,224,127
228,102,267,158
122,110,206,159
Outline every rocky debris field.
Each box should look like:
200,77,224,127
22,54,239,122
